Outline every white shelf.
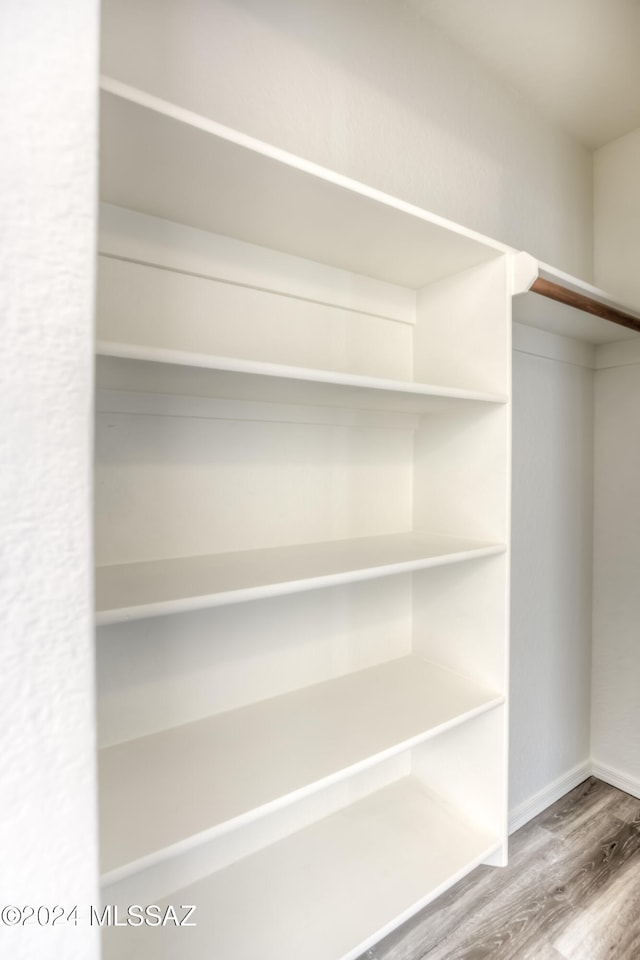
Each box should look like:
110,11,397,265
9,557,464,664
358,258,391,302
99,655,503,881
99,77,510,290
96,532,505,626
96,341,507,412
512,252,640,344
102,776,500,960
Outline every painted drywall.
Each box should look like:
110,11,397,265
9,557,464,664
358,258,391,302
592,134,640,795
100,0,593,279
594,128,640,306
99,0,596,822
592,353,640,793
509,326,594,818
0,1,100,957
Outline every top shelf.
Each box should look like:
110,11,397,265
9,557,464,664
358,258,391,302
100,78,640,347
512,253,640,344
99,77,509,290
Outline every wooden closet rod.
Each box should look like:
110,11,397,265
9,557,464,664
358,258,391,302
530,277,640,334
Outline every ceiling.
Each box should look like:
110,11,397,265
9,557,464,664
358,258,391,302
408,0,640,148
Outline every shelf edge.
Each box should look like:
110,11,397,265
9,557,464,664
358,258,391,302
96,542,506,626
95,340,508,405
100,75,512,261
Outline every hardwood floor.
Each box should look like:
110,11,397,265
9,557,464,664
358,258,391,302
359,778,640,960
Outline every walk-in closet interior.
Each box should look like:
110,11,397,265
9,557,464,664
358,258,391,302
4,2,640,959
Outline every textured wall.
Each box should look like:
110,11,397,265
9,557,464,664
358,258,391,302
100,0,594,279
0,1,100,957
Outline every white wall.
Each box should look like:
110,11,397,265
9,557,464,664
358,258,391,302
100,0,596,821
592,131,640,794
0,2,100,957
594,128,640,305
509,326,594,822
592,347,640,793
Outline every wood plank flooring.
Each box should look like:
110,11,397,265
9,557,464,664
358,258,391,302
359,778,640,960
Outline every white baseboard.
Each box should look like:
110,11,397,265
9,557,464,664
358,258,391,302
508,760,593,834
591,760,640,800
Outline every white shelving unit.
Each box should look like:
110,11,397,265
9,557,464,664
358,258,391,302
96,76,512,959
